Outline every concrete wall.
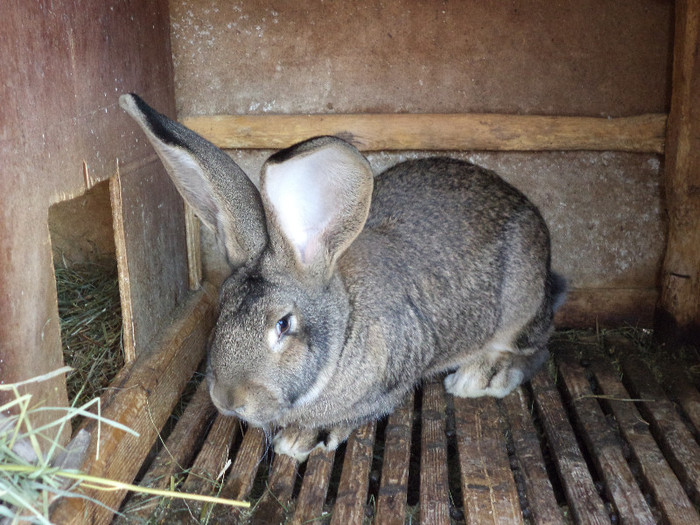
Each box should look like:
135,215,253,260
169,0,673,327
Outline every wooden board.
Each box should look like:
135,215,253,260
330,421,376,525
554,349,656,523
420,381,450,525
619,355,700,505
96,333,700,524
250,453,298,525
501,388,565,525
182,112,666,153
375,391,414,525
115,380,216,520
289,447,336,524
454,396,523,524
530,371,610,525
112,157,189,360
0,0,175,449
50,285,216,524
590,358,700,524
221,427,267,501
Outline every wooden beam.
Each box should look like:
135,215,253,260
50,284,216,525
656,0,700,345
181,112,666,153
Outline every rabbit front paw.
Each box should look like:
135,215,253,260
273,425,353,462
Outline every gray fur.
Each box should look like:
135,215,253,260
120,94,565,462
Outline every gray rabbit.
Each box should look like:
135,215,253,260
120,94,566,462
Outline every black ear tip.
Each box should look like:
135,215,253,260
119,93,151,114
119,93,193,151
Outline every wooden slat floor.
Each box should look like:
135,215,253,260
115,333,700,524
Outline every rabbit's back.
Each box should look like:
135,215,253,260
338,157,552,387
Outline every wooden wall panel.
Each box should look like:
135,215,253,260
0,1,187,438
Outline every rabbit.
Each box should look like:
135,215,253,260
119,94,566,462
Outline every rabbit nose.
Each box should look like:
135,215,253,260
209,383,236,413
209,382,250,416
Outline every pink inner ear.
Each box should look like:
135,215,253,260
264,149,344,265
262,140,373,271
297,234,326,265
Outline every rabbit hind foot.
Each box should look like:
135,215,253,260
444,345,548,399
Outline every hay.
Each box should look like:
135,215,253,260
55,261,124,412
0,369,249,524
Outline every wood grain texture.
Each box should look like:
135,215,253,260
221,427,266,501
250,453,298,525
112,156,189,358
501,389,565,525
154,412,242,521
555,350,656,524
656,0,700,344
116,380,216,521
330,421,376,525
619,355,700,506
179,413,241,496
375,392,414,525
454,396,523,525
590,359,700,525
530,372,610,525
50,285,216,524
420,381,450,525
182,112,666,153
289,447,335,525
659,361,700,437
0,0,173,447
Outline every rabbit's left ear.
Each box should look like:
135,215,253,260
261,137,373,280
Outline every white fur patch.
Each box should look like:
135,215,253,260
444,368,524,399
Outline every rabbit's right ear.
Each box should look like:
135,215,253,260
260,136,373,281
119,94,267,267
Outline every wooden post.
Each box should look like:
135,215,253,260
656,0,700,346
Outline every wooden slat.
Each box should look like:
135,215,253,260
110,170,136,363
185,204,202,290
660,361,700,438
250,453,298,525
619,355,700,505
221,426,266,501
555,351,656,524
420,381,450,525
181,112,667,153
51,285,216,524
179,413,241,495
289,447,335,525
375,391,414,525
530,371,610,525
116,380,216,520
501,388,565,525
454,396,523,525
157,412,241,521
330,421,376,525
590,359,700,525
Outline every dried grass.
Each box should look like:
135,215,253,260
54,261,124,415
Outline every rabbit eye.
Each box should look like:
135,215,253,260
276,314,293,337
